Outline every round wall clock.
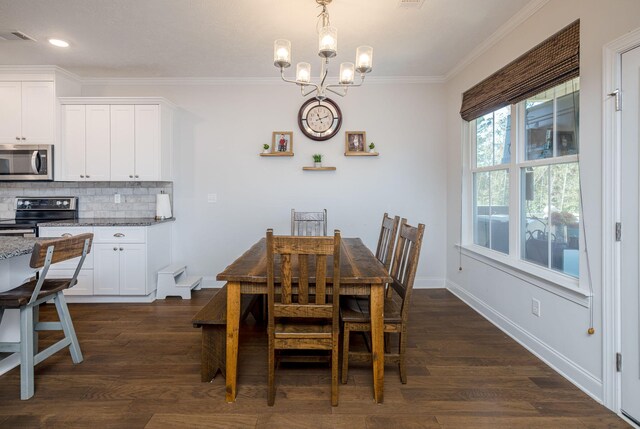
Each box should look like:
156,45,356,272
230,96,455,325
298,98,342,141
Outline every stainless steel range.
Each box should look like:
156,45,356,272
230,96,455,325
0,197,78,237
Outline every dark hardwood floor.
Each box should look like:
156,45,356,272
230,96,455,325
0,289,629,428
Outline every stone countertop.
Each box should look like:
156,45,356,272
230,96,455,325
0,237,37,261
37,217,176,227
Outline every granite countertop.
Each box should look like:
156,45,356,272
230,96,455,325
0,237,37,261
37,217,176,227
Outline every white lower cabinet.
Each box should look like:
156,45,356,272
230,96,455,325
39,223,171,300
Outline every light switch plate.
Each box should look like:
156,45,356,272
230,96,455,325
114,193,121,204
532,298,541,317
207,193,217,203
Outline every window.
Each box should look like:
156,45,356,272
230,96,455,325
469,78,580,279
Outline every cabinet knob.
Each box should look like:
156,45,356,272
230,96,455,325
129,175,134,178
113,247,117,251
114,233,125,237
135,175,139,178
86,175,90,178
119,247,124,251
15,137,20,141
21,137,26,140
80,175,84,178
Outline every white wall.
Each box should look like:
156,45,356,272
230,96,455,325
445,0,640,402
82,81,448,288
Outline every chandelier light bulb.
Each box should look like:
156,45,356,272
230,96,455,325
273,39,292,68
296,62,311,83
318,26,337,58
356,46,373,73
339,62,355,84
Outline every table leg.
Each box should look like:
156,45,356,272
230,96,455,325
370,283,384,403
225,281,241,402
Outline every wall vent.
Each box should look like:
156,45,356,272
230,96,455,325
398,0,425,8
0,31,36,42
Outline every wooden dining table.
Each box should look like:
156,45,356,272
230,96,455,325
216,236,391,404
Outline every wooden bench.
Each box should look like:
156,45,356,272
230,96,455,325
192,284,263,382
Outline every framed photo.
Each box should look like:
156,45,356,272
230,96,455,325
345,131,366,155
272,131,293,155
557,131,577,156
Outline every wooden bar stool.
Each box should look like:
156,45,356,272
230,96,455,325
0,233,93,400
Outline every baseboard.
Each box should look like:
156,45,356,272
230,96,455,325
446,279,603,403
201,276,224,289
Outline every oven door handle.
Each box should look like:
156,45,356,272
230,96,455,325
0,229,36,235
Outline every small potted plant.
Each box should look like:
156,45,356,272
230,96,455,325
263,144,270,154
368,142,376,153
313,153,323,168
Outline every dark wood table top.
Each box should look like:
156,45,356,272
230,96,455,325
217,237,391,285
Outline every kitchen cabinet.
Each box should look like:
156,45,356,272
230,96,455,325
61,105,111,181
59,97,174,182
0,81,55,144
39,222,172,301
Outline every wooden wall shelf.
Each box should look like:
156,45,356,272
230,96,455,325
344,152,379,156
302,166,336,171
260,152,294,157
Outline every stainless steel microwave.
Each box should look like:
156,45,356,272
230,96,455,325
0,145,53,181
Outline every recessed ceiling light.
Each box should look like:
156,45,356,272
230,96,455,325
48,38,69,48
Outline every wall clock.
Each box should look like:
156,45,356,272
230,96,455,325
298,98,342,141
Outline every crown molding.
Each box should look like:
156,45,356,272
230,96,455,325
444,0,550,81
80,75,446,86
0,65,82,83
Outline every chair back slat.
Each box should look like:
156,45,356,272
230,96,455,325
388,221,425,319
30,233,94,269
298,254,309,304
267,229,341,327
375,213,400,271
315,255,327,304
291,209,327,236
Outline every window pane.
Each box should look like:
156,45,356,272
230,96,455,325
550,163,580,277
490,170,509,253
475,106,511,167
525,95,553,160
474,170,509,254
522,166,550,267
556,91,579,156
522,162,580,277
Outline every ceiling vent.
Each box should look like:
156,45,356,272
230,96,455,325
398,0,425,8
0,31,36,42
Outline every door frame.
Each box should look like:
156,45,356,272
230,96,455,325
602,27,640,417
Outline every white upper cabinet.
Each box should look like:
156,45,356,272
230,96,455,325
110,105,136,181
61,104,111,181
0,81,54,144
59,98,173,182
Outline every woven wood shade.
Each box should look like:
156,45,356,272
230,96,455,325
460,20,579,122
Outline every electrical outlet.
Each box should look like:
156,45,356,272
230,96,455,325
532,298,541,317
114,193,121,204
207,193,217,203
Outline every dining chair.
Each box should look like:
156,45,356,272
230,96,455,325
291,209,327,236
266,228,341,406
341,220,425,384
375,213,401,272
0,233,93,399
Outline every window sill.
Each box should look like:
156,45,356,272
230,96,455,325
455,244,591,307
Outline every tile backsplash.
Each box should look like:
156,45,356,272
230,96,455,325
0,182,172,219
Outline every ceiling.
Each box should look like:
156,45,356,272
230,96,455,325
0,0,533,79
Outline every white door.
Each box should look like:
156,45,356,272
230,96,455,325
94,244,120,295
134,105,160,180
119,244,146,295
110,105,135,181
62,105,87,180
85,105,111,181
0,82,22,143
20,81,55,143
620,45,640,424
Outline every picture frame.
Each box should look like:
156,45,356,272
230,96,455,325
271,131,294,155
556,131,577,156
344,131,367,155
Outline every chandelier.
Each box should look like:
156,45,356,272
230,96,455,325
273,0,373,101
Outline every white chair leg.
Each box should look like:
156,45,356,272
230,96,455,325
54,292,83,364
19,306,34,400
32,305,39,354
